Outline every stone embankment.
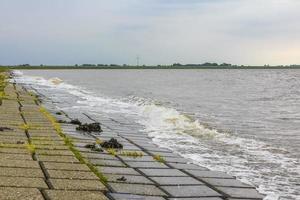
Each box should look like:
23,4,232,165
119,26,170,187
0,70,264,200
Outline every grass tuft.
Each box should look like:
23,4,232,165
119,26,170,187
107,148,117,156
119,151,144,158
153,154,165,163
95,139,103,144
25,143,36,154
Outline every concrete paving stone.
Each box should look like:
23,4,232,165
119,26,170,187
0,132,26,137
44,190,108,200
36,149,74,156
125,137,151,141
0,177,48,188
150,176,204,186
0,167,44,178
0,159,40,168
119,155,155,162
108,183,166,196
31,136,62,141
168,198,223,200
148,151,180,157
32,140,65,145
202,178,254,188
29,132,58,137
168,163,208,170
106,174,154,184
0,135,27,140
1,153,33,160
50,178,107,191
0,187,44,200
0,147,29,154
108,193,165,200
26,126,55,130
43,162,90,171
98,133,119,137
216,187,264,199
76,147,98,153
37,155,79,163
90,159,126,167
126,161,169,169
143,147,172,153
185,170,234,179
47,169,99,180
122,145,142,151
139,168,187,177
162,185,221,197
82,152,119,160
99,167,141,175
0,144,25,149
71,139,95,143
35,144,69,150
165,157,190,164
133,143,158,148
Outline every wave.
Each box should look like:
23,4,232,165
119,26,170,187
13,70,300,200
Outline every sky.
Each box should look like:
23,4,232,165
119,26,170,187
0,0,300,66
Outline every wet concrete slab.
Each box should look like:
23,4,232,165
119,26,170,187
162,185,221,197
90,159,126,167
108,193,165,200
168,163,208,170
202,178,254,188
139,168,188,177
184,170,234,179
216,187,264,199
126,161,169,169
100,166,141,175
150,176,204,186
108,182,167,196
106,174,154,184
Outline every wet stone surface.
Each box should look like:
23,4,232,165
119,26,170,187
139,168,188,177
108,193,166,200
5,78,264,200
162,185,222,197
150,176,204,186
106,174,154,184
108,182,167,196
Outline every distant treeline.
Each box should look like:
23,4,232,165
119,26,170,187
1,63,300,69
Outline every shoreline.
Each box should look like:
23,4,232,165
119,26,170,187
3,65,300,70
0,70,265,199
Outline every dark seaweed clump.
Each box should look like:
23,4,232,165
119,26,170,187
0,127,13,131
76,122,102,132
116,176,127,181
101,138,123,149
70,119,81,125
57,120,67,123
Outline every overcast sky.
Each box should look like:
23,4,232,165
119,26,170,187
0,0,299,65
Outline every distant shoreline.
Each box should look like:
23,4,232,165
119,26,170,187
2,65,300,70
